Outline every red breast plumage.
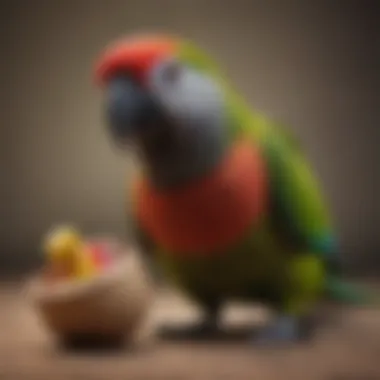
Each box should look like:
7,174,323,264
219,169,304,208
134,140,268,257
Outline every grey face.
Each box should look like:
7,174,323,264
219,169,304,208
105,58,228,190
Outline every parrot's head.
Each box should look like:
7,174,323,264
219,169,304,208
94,34,232,189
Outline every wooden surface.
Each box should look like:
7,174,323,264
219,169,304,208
1,281,380,380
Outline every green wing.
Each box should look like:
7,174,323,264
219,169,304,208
250,116,340,271
222,89,339,271
264,127,334,248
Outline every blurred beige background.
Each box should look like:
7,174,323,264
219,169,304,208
1,0,378,274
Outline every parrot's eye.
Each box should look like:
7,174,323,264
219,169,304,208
161,60,181,84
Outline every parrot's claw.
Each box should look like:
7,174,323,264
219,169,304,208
191,319,220,337
160,319,220,340
252,315,302,346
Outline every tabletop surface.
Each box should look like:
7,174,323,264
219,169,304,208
1,280,380,380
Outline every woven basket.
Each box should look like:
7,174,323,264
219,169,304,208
27,243,154,348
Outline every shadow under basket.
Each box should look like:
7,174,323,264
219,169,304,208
27,252,154,350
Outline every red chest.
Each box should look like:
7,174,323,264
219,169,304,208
133,141,268,256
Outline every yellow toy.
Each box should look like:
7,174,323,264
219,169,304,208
43,225,99,281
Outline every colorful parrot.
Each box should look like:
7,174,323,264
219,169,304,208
93,34,377,344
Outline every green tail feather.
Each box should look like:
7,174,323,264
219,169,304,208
326,276,379,306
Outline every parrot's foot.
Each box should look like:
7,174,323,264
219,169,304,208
159,318,220,341
185,301,221,339
252,315,308,347
187,318,220,338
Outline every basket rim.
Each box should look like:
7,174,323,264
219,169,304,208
26,249,143,303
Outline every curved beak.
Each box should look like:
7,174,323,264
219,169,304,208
105,76,161,143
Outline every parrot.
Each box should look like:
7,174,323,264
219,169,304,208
93,34,377,344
